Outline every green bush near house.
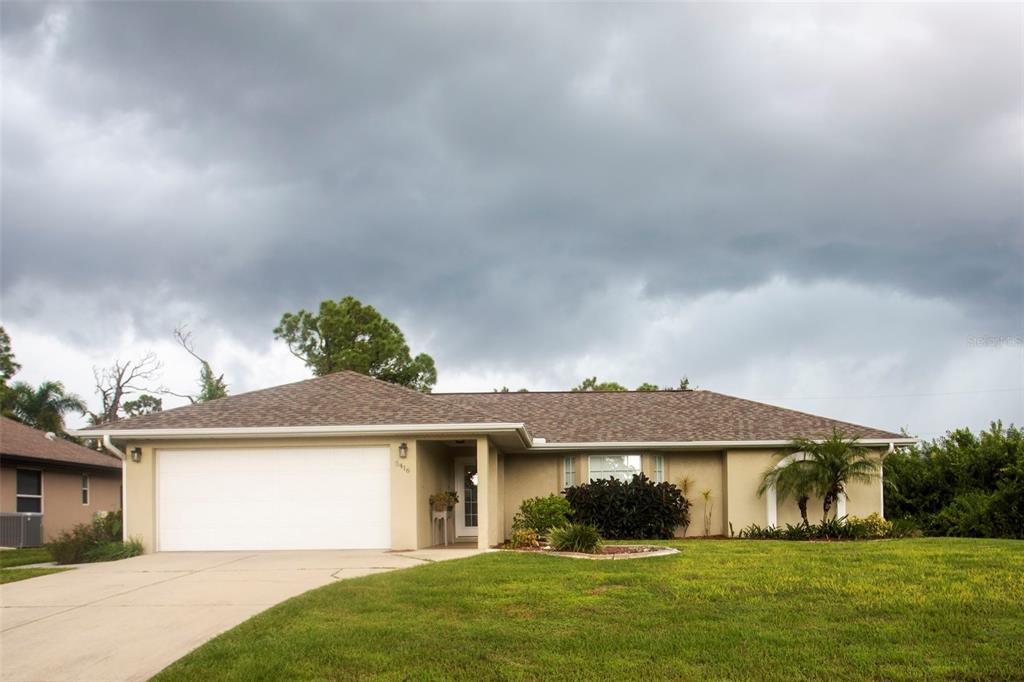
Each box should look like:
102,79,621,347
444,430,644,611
511,495,572,538
48,511,143,564
508,528,540,549
884,422,1023,538
548,523,602,553
738,513,895,541
563,473,690,539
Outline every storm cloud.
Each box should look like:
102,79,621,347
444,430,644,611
1,2,1021,435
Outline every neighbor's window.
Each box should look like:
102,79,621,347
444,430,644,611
16,469,42,513
588,455,641,482
653,455,665,483
82,474,90,505
563,456,576,489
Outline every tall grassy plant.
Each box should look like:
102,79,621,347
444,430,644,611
548,523,602,553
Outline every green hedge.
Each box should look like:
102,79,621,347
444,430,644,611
563,474,690,539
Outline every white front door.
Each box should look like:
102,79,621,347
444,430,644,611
454,457,478,538
157,446,391,551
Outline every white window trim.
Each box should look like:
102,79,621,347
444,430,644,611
15,468,43,514
588,454,642,482
653,454,665,483
82,474,90,506
563,456,575,489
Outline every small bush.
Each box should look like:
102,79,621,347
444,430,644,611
739,514,898,541
508,528,540,549
512,495,572,538
548,523,602,553
563,474,690,539
84,538,144,562
47,512,138,564
847,513,893,539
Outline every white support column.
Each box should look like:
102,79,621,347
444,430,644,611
476,437,490,550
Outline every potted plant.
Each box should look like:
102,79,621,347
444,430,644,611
429,491,458,512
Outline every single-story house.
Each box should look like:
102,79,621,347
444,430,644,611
1,416,122,545
74,371,915,552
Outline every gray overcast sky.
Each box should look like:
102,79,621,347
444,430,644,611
2,2,1021,437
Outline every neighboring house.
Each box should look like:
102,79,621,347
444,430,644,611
74,371,914,552
1,417,122,545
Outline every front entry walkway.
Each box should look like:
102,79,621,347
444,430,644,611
0,548,481,682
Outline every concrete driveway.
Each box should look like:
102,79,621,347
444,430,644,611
0,548,480,682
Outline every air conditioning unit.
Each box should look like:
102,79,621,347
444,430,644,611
0,512,44,548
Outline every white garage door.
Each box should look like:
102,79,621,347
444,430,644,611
157,447,390,551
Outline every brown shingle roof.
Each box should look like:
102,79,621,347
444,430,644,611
433,390,903,443
1,417,121,469
95,370,500,431
88,370,902,444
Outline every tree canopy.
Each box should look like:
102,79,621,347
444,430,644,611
173,325,228,403
0,326,19,388
573,377,696,392
4,380,87,434
274,296,437,392
571,377,628,392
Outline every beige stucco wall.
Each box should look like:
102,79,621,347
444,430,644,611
661,451,726,537
119,437,887,553
1,463,121,542
725,448,885,532
415,440,457,547
501,454,562,538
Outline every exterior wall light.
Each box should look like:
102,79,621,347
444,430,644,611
130,447,142,463
398,442,408,459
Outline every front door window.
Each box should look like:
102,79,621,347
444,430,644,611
463,465,478,528
455,458,478,537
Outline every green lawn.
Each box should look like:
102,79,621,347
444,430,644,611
155,539,1024,681
0,567,70,584
0,547,52,568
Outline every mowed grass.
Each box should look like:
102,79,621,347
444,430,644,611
0,547,52,568
0,567,70,584
155,539,1024,681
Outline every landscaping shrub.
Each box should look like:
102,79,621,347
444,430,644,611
512,495,572,537
84,538,144,562
738,514,897,541
508,528,540,549
847,513,893,539
884,422,1023,538
48,511,139,564
563,474,690,539
548,523,602,553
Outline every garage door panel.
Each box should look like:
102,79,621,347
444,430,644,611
157,447,390,551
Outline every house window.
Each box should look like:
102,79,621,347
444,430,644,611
588,455,641,482
82,474,90,505
653,455,665,483
563,456,575,489
16,469,42,513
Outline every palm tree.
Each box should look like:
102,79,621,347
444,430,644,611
4,380,87,434
758,456,815,525
761,428,879,523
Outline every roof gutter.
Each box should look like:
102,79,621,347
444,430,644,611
75,422,534,449
527,437,920,451
78,426,916,452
